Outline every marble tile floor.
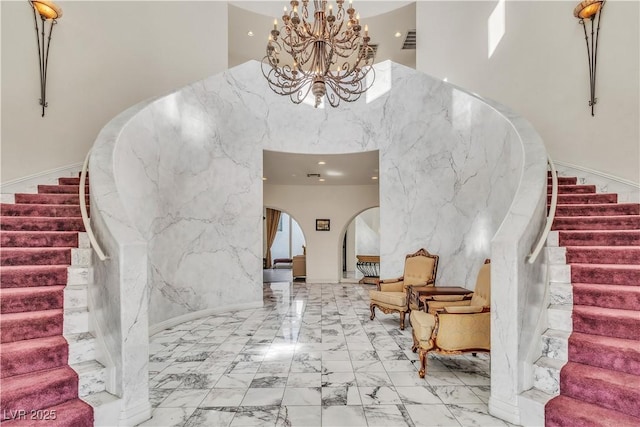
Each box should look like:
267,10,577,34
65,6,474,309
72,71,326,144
140,282,511,427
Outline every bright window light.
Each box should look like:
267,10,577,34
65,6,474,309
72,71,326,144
488,0,505,58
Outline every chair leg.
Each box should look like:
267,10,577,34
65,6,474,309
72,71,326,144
418,349,427,378
370,304,376,321
400,311,406,330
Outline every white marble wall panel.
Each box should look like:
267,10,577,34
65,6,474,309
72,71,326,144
90,60,549,425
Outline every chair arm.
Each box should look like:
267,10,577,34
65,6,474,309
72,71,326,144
426,300,471,314
378,280,404,292
444,306,489,314
432,310,491,351
430,294,470,302
379,276,403,284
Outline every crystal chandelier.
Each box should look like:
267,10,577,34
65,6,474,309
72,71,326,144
262,0,375,108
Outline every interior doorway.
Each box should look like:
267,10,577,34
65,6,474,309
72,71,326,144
341,207,380,282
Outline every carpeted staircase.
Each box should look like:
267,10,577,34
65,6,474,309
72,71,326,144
540,174,640,426
1,176,99,426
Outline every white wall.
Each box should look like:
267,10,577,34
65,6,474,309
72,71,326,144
265,184,379,282
1,1,228,182
417,0,639,184
355,207,380,256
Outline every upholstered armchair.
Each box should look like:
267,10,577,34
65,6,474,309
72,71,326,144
409,261,491,378
369,248,439,330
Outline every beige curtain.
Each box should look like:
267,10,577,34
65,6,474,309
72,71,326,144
265,208,281,268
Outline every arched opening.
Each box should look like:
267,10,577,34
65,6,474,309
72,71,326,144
263,207,307,283
340,207,380,283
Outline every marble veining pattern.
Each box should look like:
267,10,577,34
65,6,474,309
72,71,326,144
139,281,511,426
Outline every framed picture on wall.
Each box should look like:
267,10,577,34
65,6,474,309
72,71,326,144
316,219,330,231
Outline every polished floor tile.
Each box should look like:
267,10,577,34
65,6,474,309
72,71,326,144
144,282,496,426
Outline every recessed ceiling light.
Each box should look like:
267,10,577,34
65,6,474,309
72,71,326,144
394,31,402,38
371,176,378,180
262,177,267,181
247,31,254,37
319,178,326,182
318,161,326,165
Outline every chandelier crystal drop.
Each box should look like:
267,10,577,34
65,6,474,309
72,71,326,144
262,0,376,108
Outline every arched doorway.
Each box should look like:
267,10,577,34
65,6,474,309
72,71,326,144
341,207,380,283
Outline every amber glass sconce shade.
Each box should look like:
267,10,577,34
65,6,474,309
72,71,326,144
29,0,63,117
573,0,604,116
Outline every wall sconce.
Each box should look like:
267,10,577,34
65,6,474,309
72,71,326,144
573,0,605,116
29,0,63,117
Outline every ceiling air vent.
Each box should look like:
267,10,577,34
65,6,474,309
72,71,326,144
359,43,378,61
402,30,416,50
307,173,321,178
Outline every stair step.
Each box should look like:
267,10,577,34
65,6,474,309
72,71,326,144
569,332,640,376
545,395,640,427
553,215,640,231
520,388,553,427
0,203,84,217
59,177,88,185
559,230,640,246
0,366,79,419
573,283,640,311
549,283,572,306
548,185,596,194
542,329,570,361
533,356,564,394
573,305,640,341
0,265,68,289
554,203,640,217
38,184,89,194
548,177,578,185
566,246,640,265
571,263,640,286
63,307,90,335
0,231,80,248
82,391,121,427
549,193,617,204
0,216,85,232
64,284,88,310
0,247,71,266
72,360,106,397
0,309,63,343
14,193,87,205
67,266,92,286
560,362,640,418
0,286,65,314
0,335,68,378
548,305,573,332
66,332,97,365
1,398,94,427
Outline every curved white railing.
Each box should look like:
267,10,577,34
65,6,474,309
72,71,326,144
527,155,558,264
80,149,108,261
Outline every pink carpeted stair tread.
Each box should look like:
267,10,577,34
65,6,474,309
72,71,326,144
571,263,640,286
560,362,640,418
547,184,596,194
37,184,88,194
558,230,640,246
14,193,87,205
569,332,640,376
0,309,63,343
0,217,85,232
545,395,640,427
572,305,640,341
552,215,640,230
58,177,88,185
0,265,67,288
0,231,79,248
1,203,83,217
0,335,68,378
0,247,71,266
1,398,94,427
573,283,640,311
1,286,65,314
548,193,617,204
0,366,80,419
565,246,640,265
548,176,578,185
554,203,640,217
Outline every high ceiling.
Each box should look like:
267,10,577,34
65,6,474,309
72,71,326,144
232,1,416,186
263,150,380,186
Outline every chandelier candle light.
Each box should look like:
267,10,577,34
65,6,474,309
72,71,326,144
262,0,376,108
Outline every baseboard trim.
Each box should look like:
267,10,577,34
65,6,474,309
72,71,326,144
554,160,640,189
1,162,83,194
118,399,151,427
489,395,521,425
149,301,264,336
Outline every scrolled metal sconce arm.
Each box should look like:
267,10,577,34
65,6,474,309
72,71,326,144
574,0,605,117
29,0,63,117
